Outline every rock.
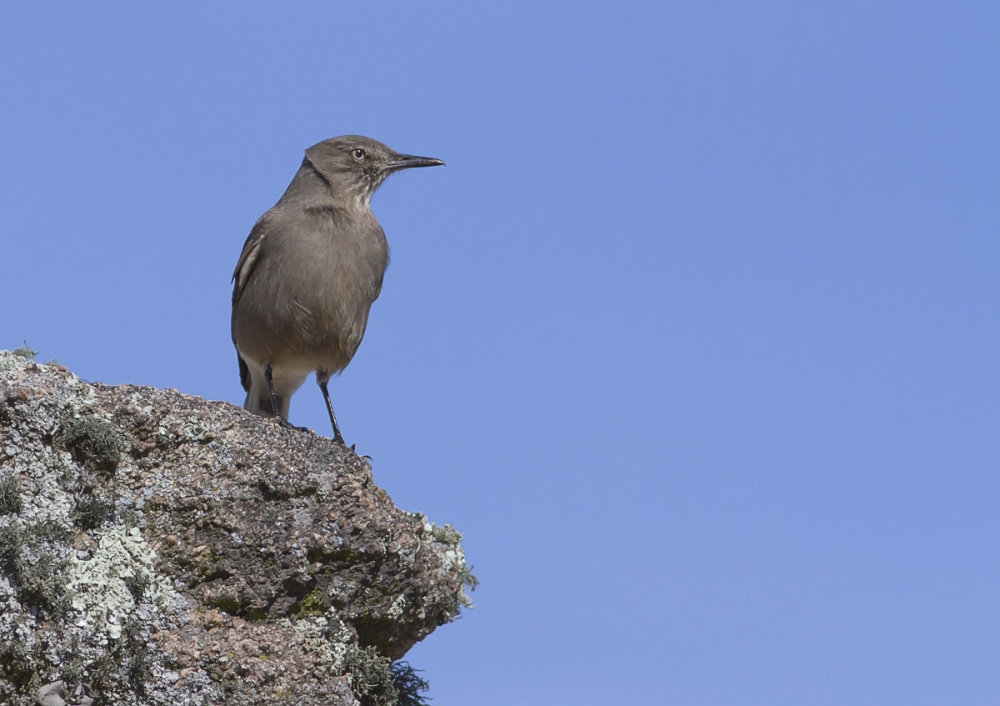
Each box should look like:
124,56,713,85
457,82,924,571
0,351,474,705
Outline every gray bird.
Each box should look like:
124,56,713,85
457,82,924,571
231,135,444,443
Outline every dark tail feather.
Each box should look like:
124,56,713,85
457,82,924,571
238,354,251,392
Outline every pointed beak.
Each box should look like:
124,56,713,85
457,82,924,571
386,153,446,171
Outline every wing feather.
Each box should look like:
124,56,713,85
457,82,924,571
231,216,271,307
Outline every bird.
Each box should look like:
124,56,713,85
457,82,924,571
231,135,444,444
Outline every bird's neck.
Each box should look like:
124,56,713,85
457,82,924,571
281,159,373,214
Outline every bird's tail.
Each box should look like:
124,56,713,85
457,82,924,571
244,383,290,419
240,356,291,419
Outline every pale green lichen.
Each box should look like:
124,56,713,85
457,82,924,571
0,351,195,704
386,593,407,620
288,614,355,674
409,512,477,612
66,525,180,642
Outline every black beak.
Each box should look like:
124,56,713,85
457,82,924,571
386,154,446,171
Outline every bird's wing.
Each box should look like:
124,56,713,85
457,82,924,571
231,214,272,307
370,221,388,302
232,218,270,391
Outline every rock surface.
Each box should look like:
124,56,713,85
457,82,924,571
0,350,474,705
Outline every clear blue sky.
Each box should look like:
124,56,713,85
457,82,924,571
3,3,999,704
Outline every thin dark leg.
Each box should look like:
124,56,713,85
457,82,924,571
263,363,281,420
318,379,345,445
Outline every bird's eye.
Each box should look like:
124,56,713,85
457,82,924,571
352,148,366,160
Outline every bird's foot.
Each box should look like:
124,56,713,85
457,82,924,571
275,417,312,433
329,435,356,453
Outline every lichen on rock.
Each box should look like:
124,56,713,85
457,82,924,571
0,351,473,705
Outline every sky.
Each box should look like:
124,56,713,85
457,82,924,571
2,2,1000,704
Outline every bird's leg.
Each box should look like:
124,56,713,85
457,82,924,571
317,375,345,445
263,363,312,433
263,363,282,420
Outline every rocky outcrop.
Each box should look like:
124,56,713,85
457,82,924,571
0,350,474,705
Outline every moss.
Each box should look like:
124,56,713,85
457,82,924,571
343,645,397,706
57,415,122,474
26,518,68,543
460,565,479,597
306,546,364,565
206,596,271,623
90,619,153,698
0,634,38,698
0,475,22,516
429,565,478,627
291,588,326,617
122,621,155,695
72,494,115,530
282,575,317,598
15,550,70,614
246,607,269,622
198,564,233,583
274,684,294,698
0,524,22,558
340,647,434,706
59,634,86,684
353,615,399,656
208,596,249,616
0,520,66,561
390,661,431,706
0,519,71,616
11,344,37,362
123,571,151,603
430,524,463,545
121,509,140,531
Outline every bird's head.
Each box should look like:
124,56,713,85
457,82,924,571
303,135,444,208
